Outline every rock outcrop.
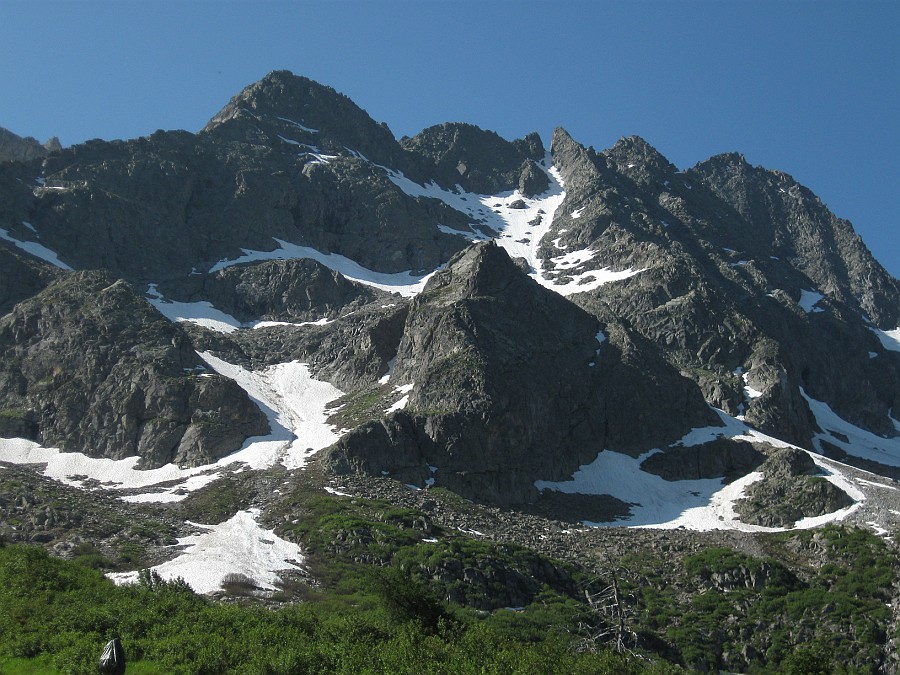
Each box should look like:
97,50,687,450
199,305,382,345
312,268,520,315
0,127,61,163
0,271,268,467
322,241,719,504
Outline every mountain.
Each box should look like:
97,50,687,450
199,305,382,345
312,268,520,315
0,126,61,163
1,70,899,672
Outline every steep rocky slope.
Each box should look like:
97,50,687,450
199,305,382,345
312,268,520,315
0,68,896,518
2,71,900,671
322,242,719,503
0,126,60,163
0,271,268,466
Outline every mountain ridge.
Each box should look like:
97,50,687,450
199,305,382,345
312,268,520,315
0,68,898,606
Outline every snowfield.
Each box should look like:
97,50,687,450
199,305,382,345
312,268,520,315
535,407,867,533
384,155,645,297
108,509,303,595
0,354,345,501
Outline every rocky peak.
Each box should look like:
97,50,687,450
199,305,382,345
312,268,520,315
401,122,547,196
690,153,900,328
418,241,521,303
0,127,61,163
549,127,607,190
202,70,405,168
603,135,677,184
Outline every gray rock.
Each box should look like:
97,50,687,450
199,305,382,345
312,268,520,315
401,123,546,195
0,127,61,163
0,271,268,467
641,438,766,482
322,241,720,504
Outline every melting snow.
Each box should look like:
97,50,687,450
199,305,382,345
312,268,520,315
275,116,319,133
802,388,900,468
551,248,597,270
209,238,434,297
870,327,900,352
0,354,344,501
535,407,864,532
386,154,642,297
798,289,825,313
378,357,397,384
386,383,414,413
0,227,74,270
108,509,303,595
146,284,242,333
741,372,763,399
570,208,584,219
146,286,334,334
198,353,344,471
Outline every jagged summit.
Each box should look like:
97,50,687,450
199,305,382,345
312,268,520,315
0,126,61,163
202,70,405,168
401,122,546,196
0,69,898,527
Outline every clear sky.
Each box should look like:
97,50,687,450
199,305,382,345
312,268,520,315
2,0,897,277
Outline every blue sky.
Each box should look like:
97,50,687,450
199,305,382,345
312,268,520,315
2,0,897,277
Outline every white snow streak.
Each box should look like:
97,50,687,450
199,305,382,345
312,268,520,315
385,154,643,297
535,407,864,532
802,388,900,468
871,327,900,352
0,227,73,270
0,354,344,500
209,238,434,297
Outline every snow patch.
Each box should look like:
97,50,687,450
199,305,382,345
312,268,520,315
535,407,864,532
108,509,303,595
741,372,763,399
275,116,319,133
324,486,352,497
798,289,825,313
146,284,242,333
0,227,73,270
209,238,434,297
870,327,900,352
541,267,644,296
802,388,900,468
386,383,414,413
0,354,345,500
199,353,344,471
378,357,397,384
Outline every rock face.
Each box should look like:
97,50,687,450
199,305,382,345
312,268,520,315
321,241,719,504
401,123,548,196
640,438,766,482
0,70,897,512
734,448,854,527
0,271,268,467
0,245,63,315
545,127,900,450
0,127,61,163
157,258,392,324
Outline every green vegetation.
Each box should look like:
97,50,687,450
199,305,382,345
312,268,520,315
0,544,667,674
2,477,896,674
617,526,897,672
326,385,390,428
